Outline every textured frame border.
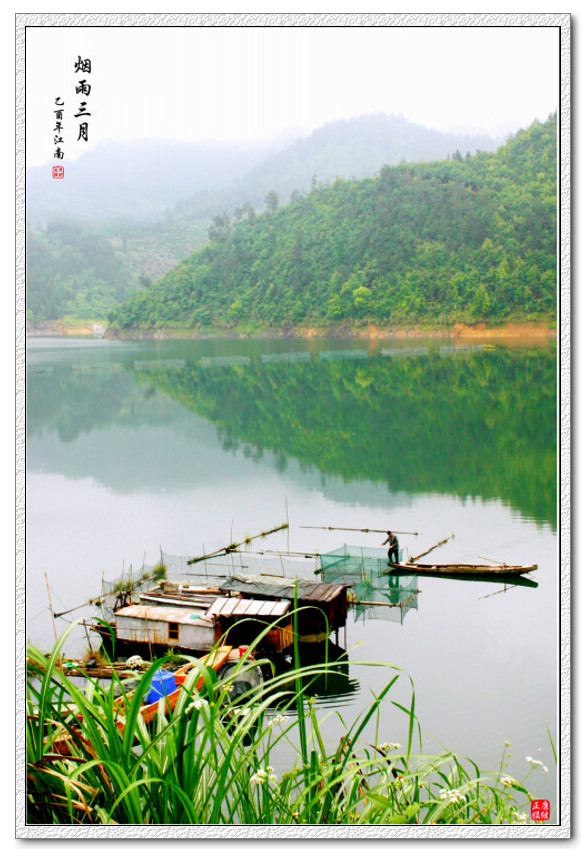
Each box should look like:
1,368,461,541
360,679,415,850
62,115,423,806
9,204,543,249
15,11,571,841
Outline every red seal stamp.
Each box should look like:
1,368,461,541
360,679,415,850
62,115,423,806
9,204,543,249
530,799,550,821
52,165,65,179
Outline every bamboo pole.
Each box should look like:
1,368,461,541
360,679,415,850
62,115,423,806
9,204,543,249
54,559,249,618
350,599,405,608
54,567,161,618
56,525,288,617
55,575,155,618
479,584,519,599
44,573,62,672
44,573,59,643
186,523,289,565
300,525,418,536
54,599,95,618
408,534,454,563
82,620,93,657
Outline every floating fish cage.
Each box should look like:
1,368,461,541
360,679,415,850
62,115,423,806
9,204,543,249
261,352,311,364
319,349,368,361
319,545,398,582
380,346,429,357
96,548,321,621
318,546,419,626
438,343,485,353
133,359,186,370
199,355,250,366
93,547,348,658
352,575,419,625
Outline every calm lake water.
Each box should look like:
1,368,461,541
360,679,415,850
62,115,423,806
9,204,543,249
25,334,559,816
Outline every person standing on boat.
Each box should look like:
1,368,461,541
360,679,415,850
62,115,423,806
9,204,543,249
382,530,400,564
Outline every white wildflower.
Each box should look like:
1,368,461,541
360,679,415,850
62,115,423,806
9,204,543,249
186,697,207,714
526,756,549,772
511,811,529,824
500,776,515,788
380,742,401,752
250,766,278,786
439,788,466,805
250,769,267,786
268,714,287,728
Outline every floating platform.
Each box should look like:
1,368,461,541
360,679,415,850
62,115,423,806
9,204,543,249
93,574,349,659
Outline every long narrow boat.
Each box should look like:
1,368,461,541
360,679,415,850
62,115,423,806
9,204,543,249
387,561,538,577
50,645,234,754
113,644,234,728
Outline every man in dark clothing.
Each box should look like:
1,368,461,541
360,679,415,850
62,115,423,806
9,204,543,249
382,530,400,564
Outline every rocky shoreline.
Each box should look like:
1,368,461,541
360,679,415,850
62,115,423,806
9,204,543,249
27,319,557,343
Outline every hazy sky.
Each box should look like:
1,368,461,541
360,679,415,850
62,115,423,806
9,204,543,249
24,21,560,167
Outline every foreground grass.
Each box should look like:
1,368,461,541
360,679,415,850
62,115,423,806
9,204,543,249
26,622,544,826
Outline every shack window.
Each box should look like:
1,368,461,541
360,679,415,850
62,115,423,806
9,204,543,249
168,622,179,641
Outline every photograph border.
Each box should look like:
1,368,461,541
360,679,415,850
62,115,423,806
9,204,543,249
15,11,571,841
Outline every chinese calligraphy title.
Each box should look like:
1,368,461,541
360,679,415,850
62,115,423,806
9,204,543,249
52,55,92,174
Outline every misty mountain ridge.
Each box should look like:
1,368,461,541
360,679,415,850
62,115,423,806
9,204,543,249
26,138,276,226
27,113,501,227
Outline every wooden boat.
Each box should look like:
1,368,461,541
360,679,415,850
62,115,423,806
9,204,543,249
387,561,538,578
113,644,234,728
50,646,235,754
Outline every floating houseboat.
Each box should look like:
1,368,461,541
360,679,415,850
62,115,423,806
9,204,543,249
92,576,348,660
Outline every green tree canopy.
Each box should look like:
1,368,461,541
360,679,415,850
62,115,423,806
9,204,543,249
111,116,557,333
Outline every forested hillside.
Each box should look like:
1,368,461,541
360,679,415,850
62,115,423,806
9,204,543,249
125,115,499,282
111,115,557,332
26,114,500,324
27,222,134,321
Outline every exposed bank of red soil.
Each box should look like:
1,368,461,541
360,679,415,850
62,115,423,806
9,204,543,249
294,321,555,343
28,320,556,346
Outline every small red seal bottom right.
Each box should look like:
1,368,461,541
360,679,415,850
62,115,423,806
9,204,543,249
531,799,551,821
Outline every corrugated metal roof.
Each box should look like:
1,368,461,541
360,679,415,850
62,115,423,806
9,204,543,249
115,604,215,627
207,596,290,618
220,576,347,603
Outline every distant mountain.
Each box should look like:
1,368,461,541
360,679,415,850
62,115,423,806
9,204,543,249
240,113,500,201
160,113,501,224
25,139,273,226
25,114,504,323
